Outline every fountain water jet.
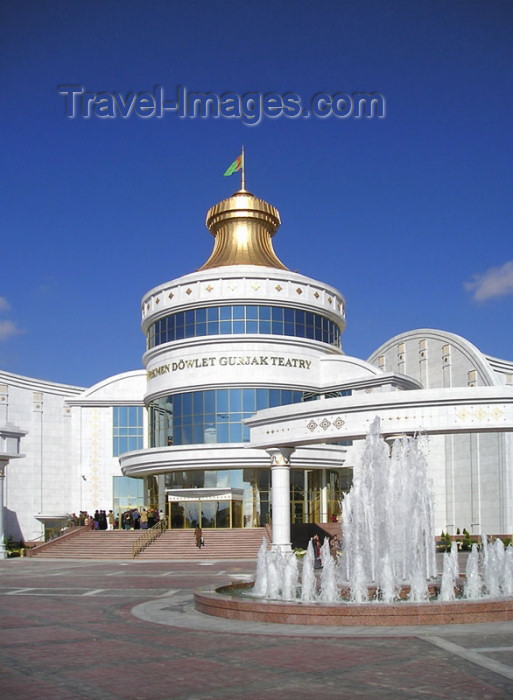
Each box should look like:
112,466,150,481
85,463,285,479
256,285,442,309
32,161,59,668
195,419,513,625
340,417,436,601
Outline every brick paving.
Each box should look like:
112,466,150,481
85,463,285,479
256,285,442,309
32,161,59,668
1,559,513,699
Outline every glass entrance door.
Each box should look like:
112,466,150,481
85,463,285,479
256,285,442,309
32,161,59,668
168,499,242,528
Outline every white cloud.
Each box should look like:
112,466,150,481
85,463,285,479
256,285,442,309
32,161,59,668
0,297,10,312
0,320,22,342
464,261,513,302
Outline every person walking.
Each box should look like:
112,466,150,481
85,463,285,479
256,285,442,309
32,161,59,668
194,526,203,548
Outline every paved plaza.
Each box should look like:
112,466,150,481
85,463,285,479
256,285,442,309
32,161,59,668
1,558,513,699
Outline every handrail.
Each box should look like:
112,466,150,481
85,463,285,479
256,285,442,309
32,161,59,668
132,518,167,558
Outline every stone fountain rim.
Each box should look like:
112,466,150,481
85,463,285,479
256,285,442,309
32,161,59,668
193,582,513,627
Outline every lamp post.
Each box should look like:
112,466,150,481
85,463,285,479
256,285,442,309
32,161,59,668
0,423,27,559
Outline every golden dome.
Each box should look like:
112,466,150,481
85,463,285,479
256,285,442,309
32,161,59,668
198,189,288,270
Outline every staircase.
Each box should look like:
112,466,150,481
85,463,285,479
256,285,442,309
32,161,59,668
28,527,269,560
137,528,268,560
28,530,142,559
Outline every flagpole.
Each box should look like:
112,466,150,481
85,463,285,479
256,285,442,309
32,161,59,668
241,146,245,190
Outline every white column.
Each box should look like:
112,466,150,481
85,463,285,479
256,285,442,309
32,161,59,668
0,461,7,558
266,447,295,553
320,469,328,522
0,424,27,557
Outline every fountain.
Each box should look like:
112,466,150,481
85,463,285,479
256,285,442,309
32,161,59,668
194,418,513,625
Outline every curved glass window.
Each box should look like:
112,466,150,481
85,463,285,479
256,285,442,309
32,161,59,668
147,305,341,349
149,388,304,447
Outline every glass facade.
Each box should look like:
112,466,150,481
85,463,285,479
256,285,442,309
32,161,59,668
169,500,239,529
113,475,145,519
147,305,341,349
149,388,304,447
164,466,351,529
166,468,270,528
113,406,144,456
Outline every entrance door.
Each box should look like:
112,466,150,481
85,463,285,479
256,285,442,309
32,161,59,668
168,499,240,528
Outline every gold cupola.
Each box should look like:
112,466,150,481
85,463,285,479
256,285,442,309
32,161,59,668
199,189,288,270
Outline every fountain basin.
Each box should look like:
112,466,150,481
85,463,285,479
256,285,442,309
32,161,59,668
194,583,513,626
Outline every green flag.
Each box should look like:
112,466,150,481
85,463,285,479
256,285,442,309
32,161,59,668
224,155,242,176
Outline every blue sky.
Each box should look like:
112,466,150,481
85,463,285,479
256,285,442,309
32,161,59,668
2,0,512,387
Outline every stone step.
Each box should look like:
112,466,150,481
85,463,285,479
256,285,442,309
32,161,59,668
28,527,269,560
138,529,268,560
29,531,141,559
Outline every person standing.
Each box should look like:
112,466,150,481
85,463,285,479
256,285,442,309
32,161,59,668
312,534,322,569
123,510,132,530
108,510,115,531
99,510,108,530
194,526,203,548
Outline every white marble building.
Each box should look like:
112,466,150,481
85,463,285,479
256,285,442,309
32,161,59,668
369,331,513,536
1,187,512,544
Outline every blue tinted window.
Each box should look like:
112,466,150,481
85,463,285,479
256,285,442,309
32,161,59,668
281,390,292,404
243,389,255,412
147,305,341,348
182,393,192,415
269,389,281,407
229,390,242,412
217,389,229,413
193,392,203,413
204,391,215,414
230,423,242,442
113,405,143,457
256,390,268,410
217,423,229,442
149,389,305,447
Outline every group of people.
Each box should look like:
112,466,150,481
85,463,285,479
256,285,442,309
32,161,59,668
121,507,162,530
89,510,116,530
69,511,94,527
69,511,114,530
70,508,163,531
312,533,341,568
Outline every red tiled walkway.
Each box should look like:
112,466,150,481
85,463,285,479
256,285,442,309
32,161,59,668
1,559,513,699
